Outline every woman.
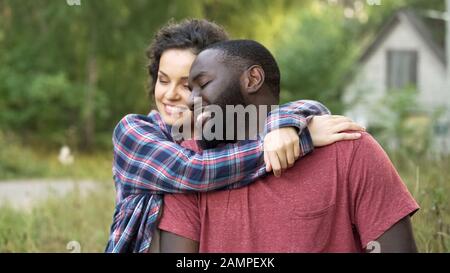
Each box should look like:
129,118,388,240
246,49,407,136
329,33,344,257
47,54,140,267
106,19,364,253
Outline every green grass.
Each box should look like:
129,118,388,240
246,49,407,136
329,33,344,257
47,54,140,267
0,182,115,252
0,133,115,252
390,152,450,252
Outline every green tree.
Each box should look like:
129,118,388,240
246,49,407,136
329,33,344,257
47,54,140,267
275,3,359,112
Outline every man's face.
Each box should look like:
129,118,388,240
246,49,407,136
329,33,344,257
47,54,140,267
188,49,245,149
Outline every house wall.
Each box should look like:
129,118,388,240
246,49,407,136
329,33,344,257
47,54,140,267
343,13,450,153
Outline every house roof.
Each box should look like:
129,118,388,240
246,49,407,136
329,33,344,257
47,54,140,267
359,8,446,66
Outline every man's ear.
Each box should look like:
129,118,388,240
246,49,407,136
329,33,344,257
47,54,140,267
242,65,265,94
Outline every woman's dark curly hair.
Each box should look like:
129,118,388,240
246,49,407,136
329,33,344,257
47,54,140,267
146,19,229,98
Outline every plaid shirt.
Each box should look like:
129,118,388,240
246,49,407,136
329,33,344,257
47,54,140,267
105,99,330,252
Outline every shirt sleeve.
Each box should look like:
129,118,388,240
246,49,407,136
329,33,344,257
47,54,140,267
113,111,266,196
264,99,331,155
348,133,420,248
158,193,201,242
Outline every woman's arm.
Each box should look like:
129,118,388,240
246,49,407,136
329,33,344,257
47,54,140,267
114,112,264,195
113,100,327,195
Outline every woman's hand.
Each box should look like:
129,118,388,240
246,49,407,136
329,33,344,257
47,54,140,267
308,115,365,147
263,127,300,177
263,115,365,177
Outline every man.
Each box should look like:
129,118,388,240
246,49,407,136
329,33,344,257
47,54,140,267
158,40,419,252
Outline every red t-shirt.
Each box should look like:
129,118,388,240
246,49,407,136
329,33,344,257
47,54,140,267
159,133,419,252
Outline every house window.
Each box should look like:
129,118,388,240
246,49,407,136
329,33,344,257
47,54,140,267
434,121,450,136
386,50,418,90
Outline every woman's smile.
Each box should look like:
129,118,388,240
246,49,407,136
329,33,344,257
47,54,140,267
163,103,189,117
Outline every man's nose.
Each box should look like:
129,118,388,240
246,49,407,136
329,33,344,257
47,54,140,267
188,90,201,111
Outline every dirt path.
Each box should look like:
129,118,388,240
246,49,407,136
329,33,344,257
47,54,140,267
0,179,99,210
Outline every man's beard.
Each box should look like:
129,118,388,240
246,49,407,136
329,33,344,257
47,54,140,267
197,81,246,150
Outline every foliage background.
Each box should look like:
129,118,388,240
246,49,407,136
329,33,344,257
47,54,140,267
0,0,448,252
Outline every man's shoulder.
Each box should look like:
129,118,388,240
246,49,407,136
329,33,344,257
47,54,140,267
314,132,380,156
334,132,387,164
288,132,383,182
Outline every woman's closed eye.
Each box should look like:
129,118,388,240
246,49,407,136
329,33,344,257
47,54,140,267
159,79,169,85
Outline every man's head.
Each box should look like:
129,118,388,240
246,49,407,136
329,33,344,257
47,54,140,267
188,39,281,109
187,39,281,148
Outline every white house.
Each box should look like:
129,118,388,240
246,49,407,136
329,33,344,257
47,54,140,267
342,9,450,153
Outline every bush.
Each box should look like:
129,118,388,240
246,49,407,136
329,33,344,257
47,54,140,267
0,131,48,179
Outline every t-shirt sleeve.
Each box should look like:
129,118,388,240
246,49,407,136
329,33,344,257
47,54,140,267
348,133,420,248
158,193,201,242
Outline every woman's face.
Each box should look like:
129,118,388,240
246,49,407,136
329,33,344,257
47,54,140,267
154,48,196,125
